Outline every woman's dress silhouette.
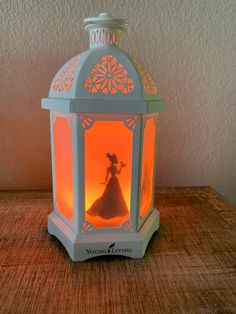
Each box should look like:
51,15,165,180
87,153,128,219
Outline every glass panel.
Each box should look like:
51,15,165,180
140,117,156,219
85,120,132,228
54,116,74,220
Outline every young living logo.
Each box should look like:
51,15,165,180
86,243,132,255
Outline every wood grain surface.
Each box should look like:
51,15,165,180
0,187,235,314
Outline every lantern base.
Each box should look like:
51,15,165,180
48,209,159,261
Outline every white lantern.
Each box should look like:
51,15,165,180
41,13,166,261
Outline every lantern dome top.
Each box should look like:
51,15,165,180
43,13,166,114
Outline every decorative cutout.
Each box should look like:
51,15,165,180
124,116,138,130
90,29,122,46
84,55,134,95
133,58,158,95
122,220,133,231
53,55,80,92
78,115,94,130
82,221,94,234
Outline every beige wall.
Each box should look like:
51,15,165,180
1,0,235,204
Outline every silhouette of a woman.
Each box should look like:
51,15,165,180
87,153,129,219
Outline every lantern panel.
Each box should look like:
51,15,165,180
54,116,74,220
53,55,80,93
84,119,132,228
140,117,156,219
84,55,135,95
133,57,158,95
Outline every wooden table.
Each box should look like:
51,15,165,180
0,187,235,313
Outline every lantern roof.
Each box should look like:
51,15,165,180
42,13,166,114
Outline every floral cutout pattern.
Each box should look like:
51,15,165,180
124,116,138,130
81,221,94,234
84,55,134,95
133,58,158,95
53,55,80,92
78,115,94,130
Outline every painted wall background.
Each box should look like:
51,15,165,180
0,0,235,204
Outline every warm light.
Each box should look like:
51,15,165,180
54,116,74,220
85,119,132,228
140,117,156,218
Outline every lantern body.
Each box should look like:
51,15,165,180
42,13,166,261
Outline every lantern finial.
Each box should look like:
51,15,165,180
84,12,128,48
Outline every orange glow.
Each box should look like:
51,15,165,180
84,55,134,94
85,120,132,228
54,116,74,220
140,117,156,218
